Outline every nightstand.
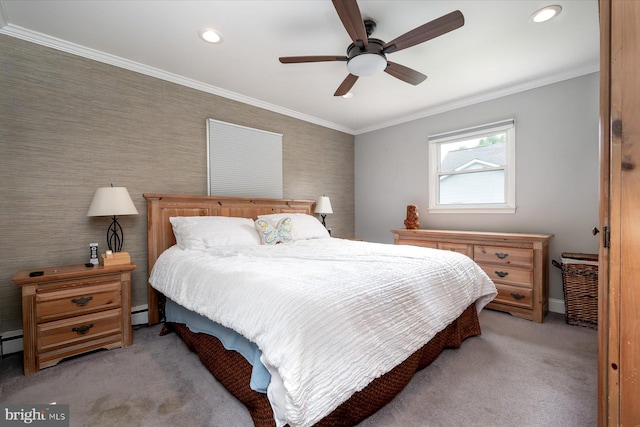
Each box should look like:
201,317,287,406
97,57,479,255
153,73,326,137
12,263,136,375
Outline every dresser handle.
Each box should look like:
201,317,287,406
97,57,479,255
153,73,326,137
72,323,94,335
510,293,525,301
495,271,509,278
71,296,93,307
495,252,509,259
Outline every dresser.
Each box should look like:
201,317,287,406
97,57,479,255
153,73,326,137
12,263,135,375
392,229,552,323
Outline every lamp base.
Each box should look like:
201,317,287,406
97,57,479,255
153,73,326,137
107,215,125,253
100,251,131,266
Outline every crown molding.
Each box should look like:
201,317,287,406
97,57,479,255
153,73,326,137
354,63,600,135
0,20,598,137
0,23,356,135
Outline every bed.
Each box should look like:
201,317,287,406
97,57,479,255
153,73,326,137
144,194,497,427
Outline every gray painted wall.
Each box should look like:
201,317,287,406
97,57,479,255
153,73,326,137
0,34,354,332
355,73,600,304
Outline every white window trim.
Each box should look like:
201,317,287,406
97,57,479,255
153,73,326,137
428,119,516,214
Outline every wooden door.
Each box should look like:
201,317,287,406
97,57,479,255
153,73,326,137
598,0,612,423
598,0,640,424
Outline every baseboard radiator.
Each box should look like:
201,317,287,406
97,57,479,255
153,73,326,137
0,305,149,357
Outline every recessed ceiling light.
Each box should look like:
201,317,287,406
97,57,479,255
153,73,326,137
531,5,562,23
342,92,354,99
199,28,223,44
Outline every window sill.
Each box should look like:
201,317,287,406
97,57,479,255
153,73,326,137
428,206,516,214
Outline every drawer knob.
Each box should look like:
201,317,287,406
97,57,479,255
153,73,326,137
71,296,93,307
72,323,94,335
495,252,509,259
495,271,509,278
510,293,525,301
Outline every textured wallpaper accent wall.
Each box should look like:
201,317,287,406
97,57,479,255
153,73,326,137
0,34,354,332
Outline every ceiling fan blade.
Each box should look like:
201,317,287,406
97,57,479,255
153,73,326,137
332,0,368,48
279,55,348,64
334,74,359,96
383,10,464,54
385,62,427,85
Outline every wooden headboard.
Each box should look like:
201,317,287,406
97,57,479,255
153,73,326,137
143,193,315,324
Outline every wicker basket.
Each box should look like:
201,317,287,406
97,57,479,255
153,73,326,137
552,253,598,329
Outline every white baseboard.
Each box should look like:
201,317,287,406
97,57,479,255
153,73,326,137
549,298,565,314
1,304,149,357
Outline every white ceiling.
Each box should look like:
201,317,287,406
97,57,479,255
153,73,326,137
0,0,599,135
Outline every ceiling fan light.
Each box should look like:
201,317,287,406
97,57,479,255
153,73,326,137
347,54,387,77
531,5,562,23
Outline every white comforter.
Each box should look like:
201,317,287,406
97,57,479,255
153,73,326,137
149,238,496,427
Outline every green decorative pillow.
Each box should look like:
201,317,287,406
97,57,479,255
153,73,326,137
255,217,292,245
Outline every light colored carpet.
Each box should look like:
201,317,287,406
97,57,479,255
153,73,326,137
0,309,597,427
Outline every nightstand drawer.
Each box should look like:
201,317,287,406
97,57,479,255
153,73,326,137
37,281,121,322
474,245,533,267
37,309,122,352
493,284,533,309
479,264,533,288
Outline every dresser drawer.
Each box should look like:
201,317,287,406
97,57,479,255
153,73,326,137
493,284,533,309
397,239,438,249
37,281,121,322
37,309,122,352
479,264,533,288
474,245,533,268
437,242,473,257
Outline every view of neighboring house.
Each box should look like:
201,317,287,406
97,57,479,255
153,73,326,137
439,142,506,204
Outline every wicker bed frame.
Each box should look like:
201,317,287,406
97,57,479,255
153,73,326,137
144,193,482,427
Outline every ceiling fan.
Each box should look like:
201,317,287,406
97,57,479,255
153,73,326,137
279,0,464,96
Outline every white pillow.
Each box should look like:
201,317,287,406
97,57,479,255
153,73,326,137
170,216,261,250
257,213,330,241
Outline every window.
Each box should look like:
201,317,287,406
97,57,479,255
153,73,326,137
207,119,283,198
428,119,515,213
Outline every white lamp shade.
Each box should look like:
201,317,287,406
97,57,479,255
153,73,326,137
87,187,139,217
315,196,333,214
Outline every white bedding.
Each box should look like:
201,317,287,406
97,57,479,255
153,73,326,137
149,238,497,427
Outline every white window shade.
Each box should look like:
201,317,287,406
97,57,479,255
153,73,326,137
207,119,283,198
428,119,515,144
